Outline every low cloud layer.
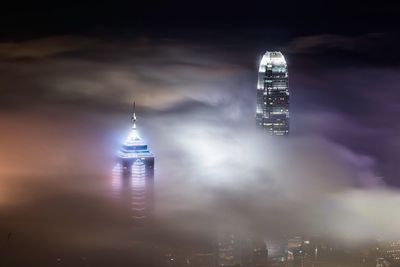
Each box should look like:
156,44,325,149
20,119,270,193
1,34,400,265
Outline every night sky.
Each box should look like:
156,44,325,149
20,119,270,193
1,1,400,266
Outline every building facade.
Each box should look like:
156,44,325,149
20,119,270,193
379,240,400,266
256,51,289,135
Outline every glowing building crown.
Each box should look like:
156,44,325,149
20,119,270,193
258,51,287,72
118,100,153,161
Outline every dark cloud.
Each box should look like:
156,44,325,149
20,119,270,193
0,36,97,60
0,36,252,112
286,33,400,68
287,33,383,53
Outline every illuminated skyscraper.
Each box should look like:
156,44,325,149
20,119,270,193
118,102,154,175
113,102,155,222
256,51,289,135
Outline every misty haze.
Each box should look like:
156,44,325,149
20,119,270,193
1,1,400,267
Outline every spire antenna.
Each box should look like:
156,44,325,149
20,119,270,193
131,101,137,129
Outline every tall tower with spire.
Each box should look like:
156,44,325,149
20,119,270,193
118,102,154,175
114,102,155,223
